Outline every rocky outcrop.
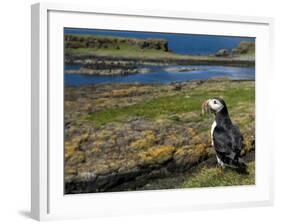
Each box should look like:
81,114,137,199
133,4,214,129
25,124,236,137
65,53,255,68
215,41,255,58
233,41,255,55
164,67,200,73
64,117,215,193
64,56,203,76
66,66,152,76
65,60,153,76
65,34,169,52
215,49,230,57
65,62,202,76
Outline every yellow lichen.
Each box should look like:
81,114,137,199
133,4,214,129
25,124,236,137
241,134,255,155
174,147,188,158
65,144,76,160
111,89,131,97
189,134,204,145
93,140,106,148
165,133,179,144
138,145,175,165
130,130,156,150
95,129,113,139
66,151,85,165
64,133,91,161
187,143,208,163
65,167,77,175
187,127,196,138
173,147,189,166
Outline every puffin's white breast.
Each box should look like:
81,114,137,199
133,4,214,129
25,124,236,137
211,121,217,146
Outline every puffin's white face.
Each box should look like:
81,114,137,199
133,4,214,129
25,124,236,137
202,98,224,114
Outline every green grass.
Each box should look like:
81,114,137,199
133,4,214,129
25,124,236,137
86,83,255,127
182,161,255,188
65,46,250,62
65,44,186,59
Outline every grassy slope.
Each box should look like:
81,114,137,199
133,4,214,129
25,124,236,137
66,46,254,62
182,161,255,188
65,43,209,60
86,80,255,188
87,81,255,128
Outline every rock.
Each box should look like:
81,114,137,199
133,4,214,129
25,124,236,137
164,67,199,73
231,48,239,55
65,34,169,52
215,49,230,57
138,145,176,165
215,41,255,57
65,68,136,76
172,83,182,91
235,41,255,55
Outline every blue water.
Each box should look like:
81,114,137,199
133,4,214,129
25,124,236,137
65,65,255,86
65,28,255,86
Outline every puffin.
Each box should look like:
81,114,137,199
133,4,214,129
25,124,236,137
201,98,247,173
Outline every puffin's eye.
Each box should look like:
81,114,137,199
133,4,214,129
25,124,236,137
213,100,217,104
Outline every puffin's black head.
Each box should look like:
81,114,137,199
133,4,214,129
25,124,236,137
202,98,227,114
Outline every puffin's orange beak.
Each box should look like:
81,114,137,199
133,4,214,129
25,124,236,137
201,100,210,114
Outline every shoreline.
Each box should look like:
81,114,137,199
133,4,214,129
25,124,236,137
64,77,256,88
65,64,202,76
65,53,255,67
64,55,254,77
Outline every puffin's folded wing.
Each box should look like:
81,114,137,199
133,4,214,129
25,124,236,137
213,126,244,167
232,125,244,152
213,126,233,154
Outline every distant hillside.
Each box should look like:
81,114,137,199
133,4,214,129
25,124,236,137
64,34,169,52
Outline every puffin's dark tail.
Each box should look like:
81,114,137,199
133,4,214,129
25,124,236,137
223,155,248,174
220,153,249,174
236,158,248,175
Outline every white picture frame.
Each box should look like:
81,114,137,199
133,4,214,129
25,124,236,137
31,2,274,221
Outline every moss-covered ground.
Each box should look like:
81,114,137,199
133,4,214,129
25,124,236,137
65,79,255,192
